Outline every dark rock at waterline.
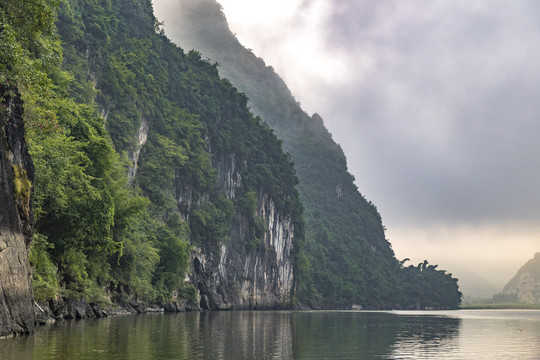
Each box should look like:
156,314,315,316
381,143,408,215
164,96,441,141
163,300,199,312
91,303,108,318
34,302,55,325
49,299,69,320
33,298,201,327
66,300,96,320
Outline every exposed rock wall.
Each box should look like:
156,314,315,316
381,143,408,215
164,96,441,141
213,153,242,200
502,253,540,303
504,272,538,303
34,298,190,325
188,155,296,310
0,86,35,335
127,116,149,180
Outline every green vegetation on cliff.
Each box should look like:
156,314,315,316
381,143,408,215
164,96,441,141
157,0,462,309
2,0,302,305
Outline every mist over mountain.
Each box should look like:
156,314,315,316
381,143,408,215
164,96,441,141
454,268,499,300
153,0,461,309
163,0,540,295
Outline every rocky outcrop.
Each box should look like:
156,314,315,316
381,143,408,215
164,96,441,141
188,155,296,310
502,253,540,303
193,198,295,310
127,116,149,179
0,86,35,336
213,153,242,200
33,298,193,325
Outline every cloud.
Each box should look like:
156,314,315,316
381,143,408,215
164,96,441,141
304,0,540,226
316,0,540,283
217,0,350,109
388,221,540,287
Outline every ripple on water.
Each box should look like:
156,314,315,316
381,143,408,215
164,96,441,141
0,310,539,359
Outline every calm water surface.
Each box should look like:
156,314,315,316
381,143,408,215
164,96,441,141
1,310,539,359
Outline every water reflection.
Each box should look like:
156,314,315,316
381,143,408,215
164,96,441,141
0,312,295,360
0,310,539,359
292,311,459,359
389,314,460,358
389,310,540,359
195,311,293,359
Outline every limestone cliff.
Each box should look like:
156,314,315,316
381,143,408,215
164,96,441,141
183,154,296,310
502,253,540,303
127,116,149,180
154,0,405,309
50,0,303,310
0,86,35,335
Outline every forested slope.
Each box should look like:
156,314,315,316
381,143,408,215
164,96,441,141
0,0,461,312
155,0,462,309
1,0,303,311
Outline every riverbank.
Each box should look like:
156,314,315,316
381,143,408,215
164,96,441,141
33,298,200,325
462,303,540,310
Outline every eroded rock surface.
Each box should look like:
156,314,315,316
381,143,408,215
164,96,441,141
0,86,35,336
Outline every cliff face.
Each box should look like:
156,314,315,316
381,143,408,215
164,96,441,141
0,86,35,335
48,0,303,309
180,154,296,309
127,117,149,180
502,253,540,303
193,197,295,310
154,0,400,308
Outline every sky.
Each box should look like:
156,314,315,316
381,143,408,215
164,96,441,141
154,0,540,289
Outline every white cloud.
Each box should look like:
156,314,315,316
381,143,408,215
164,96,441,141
218,0,351,113
218,0,300,25
389,222,540,287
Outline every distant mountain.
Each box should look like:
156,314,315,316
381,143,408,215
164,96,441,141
498,253,540,303
155,0,462,309
452,268,499,300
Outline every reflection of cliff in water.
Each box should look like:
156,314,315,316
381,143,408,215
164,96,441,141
292,311,460,359
0,311,462,359
0,312,294,359
196,311,294,359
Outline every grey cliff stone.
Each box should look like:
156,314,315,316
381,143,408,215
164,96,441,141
502,253,540,303
186,154,296,310
0,86,35,336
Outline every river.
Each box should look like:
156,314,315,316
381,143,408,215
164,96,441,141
1,309,539,359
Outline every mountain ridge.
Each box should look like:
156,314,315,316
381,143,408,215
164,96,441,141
153,0,462,309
